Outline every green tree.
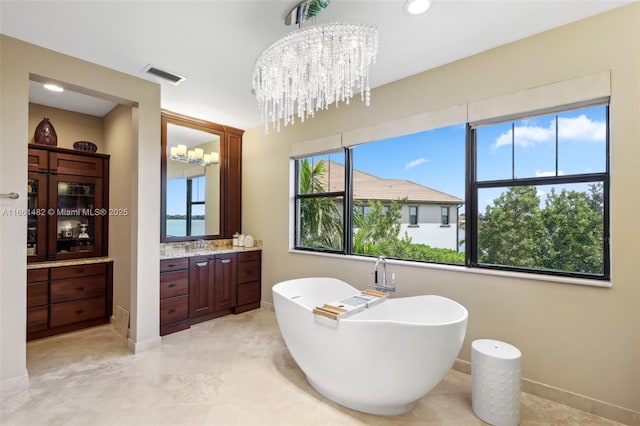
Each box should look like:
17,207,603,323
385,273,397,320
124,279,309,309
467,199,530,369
478,186,545,268
479,184,604,274
353,199,408,256
298,159,343,249
540,186,603,274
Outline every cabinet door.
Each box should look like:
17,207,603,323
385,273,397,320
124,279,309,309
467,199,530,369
49,152,104,177
48,174,104,260
214,253,236,311
189,256,215,317
28,147,48,172
27,172,48,262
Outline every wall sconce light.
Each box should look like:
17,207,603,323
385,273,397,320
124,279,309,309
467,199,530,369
170,144,219,166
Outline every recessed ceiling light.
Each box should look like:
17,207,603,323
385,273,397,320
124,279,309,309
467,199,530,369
405,0,431,15
43,83,64,92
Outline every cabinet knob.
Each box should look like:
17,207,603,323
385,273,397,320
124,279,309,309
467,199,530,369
75,309,84,315
221,259,231,264
196,262,208,267
168,309,176,314
168,264,177,268
168,283,177,288
76,287,85,291
75,268,85,274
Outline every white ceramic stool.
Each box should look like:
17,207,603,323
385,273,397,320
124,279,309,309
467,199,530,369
471,339,521,426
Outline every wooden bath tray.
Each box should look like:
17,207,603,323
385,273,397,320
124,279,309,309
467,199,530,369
313,289,388,321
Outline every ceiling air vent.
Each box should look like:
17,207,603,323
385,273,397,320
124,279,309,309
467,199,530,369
142,64,185,85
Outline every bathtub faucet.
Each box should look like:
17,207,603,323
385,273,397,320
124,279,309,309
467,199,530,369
372,256,395,293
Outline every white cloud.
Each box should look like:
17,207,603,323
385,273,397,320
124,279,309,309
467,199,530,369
405,158,429,170
493,114,605,149
557,114,606,142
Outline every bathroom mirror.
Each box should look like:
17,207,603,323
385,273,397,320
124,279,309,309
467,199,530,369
161,110,244,242
161,111,224,242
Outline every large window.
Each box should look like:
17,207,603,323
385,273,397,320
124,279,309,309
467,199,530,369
294,152,346,252
469,103,609,279
292,102,610,280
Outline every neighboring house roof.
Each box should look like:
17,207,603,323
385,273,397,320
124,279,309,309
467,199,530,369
320,160,463,205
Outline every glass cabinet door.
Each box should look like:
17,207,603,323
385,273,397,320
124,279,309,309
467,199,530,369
48,174,104,259
27,172,48,262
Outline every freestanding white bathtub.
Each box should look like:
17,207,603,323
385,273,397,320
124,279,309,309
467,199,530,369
272,277,468,416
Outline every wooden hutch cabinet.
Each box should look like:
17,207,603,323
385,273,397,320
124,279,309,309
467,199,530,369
26,144,113,341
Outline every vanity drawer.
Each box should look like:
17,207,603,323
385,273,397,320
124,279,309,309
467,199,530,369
27,268,48,283
160,270,189,298
160,258,189,273
237,281,261,306
27,282,48,307
27,306,48,333
50,296,105,328
160,295,189,325
237,261,260,284
237,251,261,263
50,263,106,280
50,276,106,303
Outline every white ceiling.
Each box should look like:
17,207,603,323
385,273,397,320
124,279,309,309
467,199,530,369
1,0,631,130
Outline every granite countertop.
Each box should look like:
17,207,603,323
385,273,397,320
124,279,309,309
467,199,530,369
160,246,261,260
27,256,114,269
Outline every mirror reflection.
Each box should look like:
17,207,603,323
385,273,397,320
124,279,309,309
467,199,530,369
165,123,221,237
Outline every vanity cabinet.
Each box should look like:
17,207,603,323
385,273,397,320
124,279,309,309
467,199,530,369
160,250,260,336
27,261,113,341
27,145,110,263
235,251,262,313
189,253,236,322
160,258,190,336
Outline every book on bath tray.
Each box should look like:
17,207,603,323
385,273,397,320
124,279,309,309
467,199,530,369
313,289,388,321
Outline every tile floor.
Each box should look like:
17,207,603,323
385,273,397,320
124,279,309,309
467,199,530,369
1,309,623,425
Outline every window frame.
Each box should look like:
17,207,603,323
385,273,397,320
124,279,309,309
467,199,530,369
466,102,610,280
291,101,610,282
441,206,450,225
293,151,350,254
409,206,419,226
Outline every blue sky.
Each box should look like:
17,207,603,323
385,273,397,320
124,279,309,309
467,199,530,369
350,105,607,211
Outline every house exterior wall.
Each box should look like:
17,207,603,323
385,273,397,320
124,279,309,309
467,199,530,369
399,204,460,251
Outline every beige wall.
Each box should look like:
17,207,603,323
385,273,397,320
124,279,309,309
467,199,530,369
243,4,640,412
104,104,134,315
28,103,106,152
0,35,161,392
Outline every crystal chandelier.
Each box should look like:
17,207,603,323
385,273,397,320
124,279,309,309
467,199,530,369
252,1,378,132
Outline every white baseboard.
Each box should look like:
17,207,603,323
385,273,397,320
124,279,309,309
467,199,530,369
452,359,639,425
127,336,161,353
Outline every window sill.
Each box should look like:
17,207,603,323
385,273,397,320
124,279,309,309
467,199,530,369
287,249,612,289
440,224,451,228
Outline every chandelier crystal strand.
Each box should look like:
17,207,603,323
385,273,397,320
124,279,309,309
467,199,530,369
253,22,378,133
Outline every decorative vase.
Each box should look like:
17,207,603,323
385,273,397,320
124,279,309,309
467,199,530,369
34,118,58,146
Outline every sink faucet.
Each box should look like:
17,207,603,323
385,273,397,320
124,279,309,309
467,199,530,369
372,255,395,293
